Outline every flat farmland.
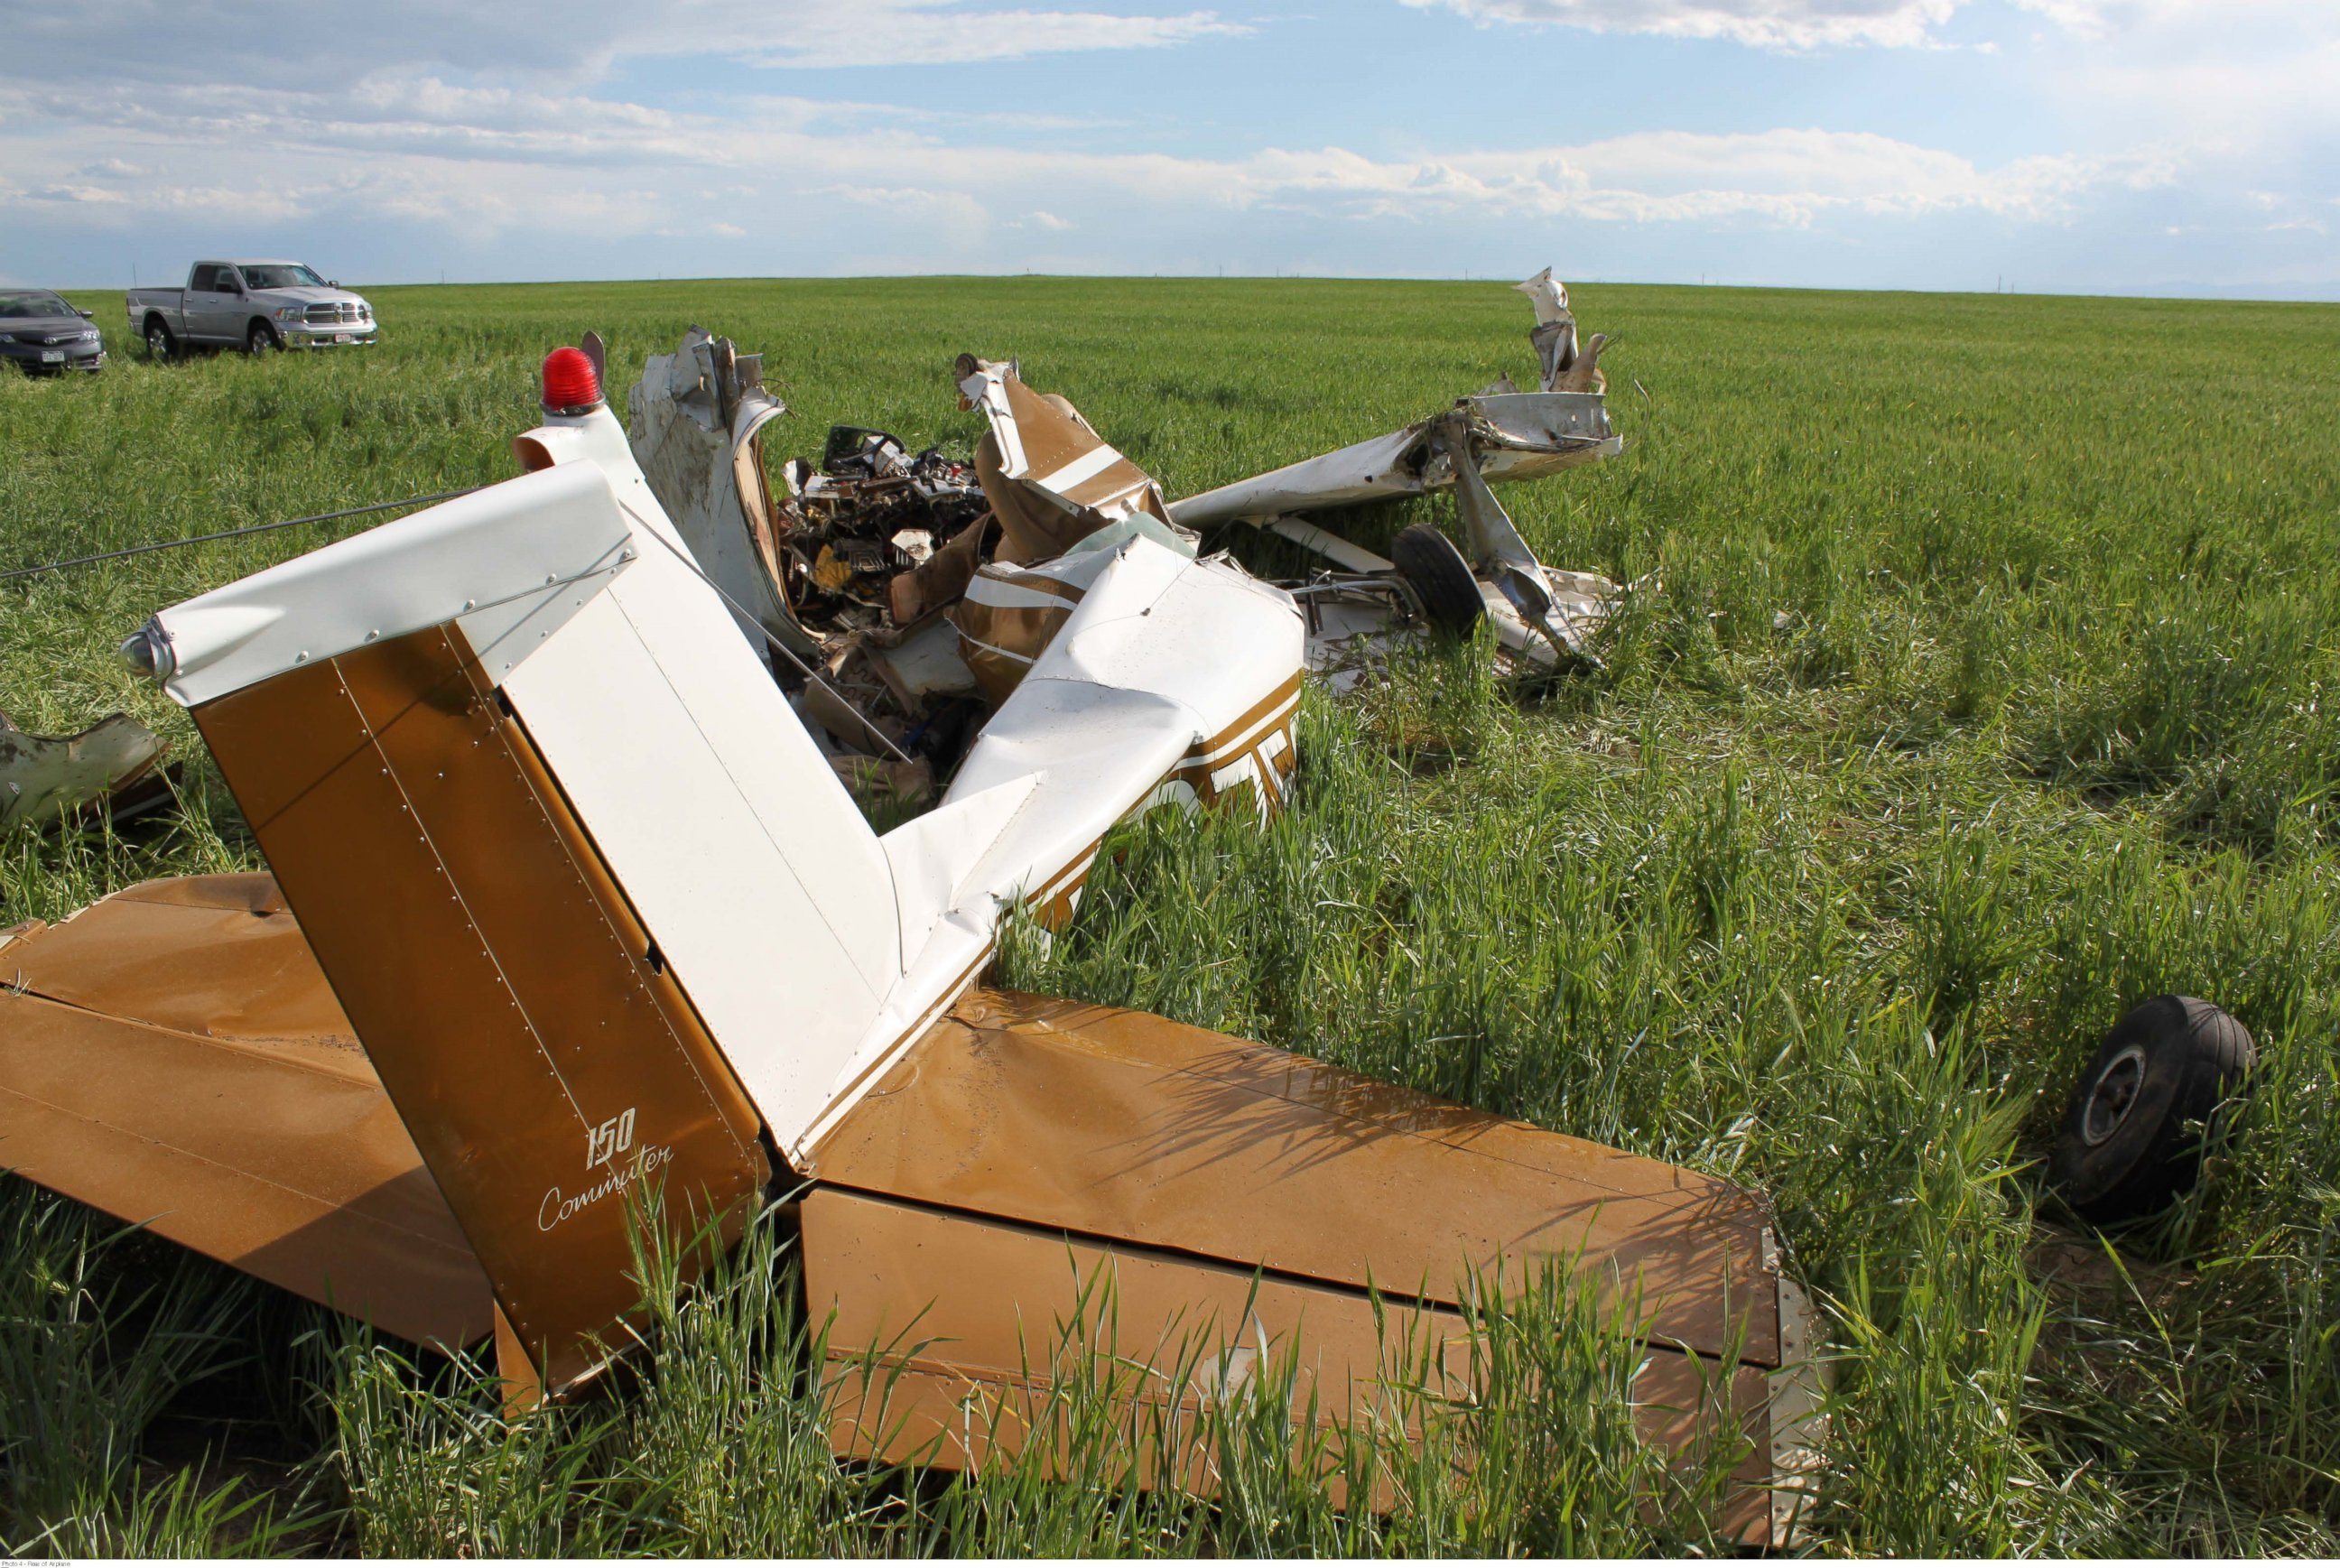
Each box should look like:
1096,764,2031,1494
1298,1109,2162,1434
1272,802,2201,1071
3,277,2336,1554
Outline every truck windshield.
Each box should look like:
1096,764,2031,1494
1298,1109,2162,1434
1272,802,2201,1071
237,264,328,290
0,291,75,319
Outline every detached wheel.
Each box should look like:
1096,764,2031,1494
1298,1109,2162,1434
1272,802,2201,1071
246,320,280,356
2049,996,2254,1224
1390,524,1486,636
144,319,175,360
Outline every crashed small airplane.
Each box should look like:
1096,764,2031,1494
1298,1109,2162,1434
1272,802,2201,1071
0,274,1818,1542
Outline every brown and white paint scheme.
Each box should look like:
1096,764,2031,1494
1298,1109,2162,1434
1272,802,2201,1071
85,384,1313,1368
956,353,1178,537
0,339,1821,1542
1165,264,1625,532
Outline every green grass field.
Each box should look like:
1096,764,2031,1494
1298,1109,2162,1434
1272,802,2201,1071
4,277,2337,1554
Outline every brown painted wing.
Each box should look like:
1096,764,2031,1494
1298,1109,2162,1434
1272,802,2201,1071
0,875,493,1349
803,988,1811,1544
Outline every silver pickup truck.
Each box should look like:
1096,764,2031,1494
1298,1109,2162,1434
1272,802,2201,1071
127,260,378,357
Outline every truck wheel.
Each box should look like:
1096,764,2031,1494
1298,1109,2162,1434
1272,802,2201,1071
144,319,175,360
246,321,281,356
2048,996,2255,1224
1390,524,1487,636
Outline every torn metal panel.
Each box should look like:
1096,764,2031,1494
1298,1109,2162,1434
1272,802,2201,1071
625,326,815,662
0,708,169,833
944,535,1128,704
1518,264,1578,391
957,354,1193,563
1515,264,1611,396
0,876,492,1349
1165,389,1619,530
950,561,1085,704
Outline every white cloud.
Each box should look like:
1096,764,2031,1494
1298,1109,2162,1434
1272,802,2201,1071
1401,0,2323,54
2032,3,2340,152
0,72,2167,248
1396,0,2340,266
2002,0,2230,40
1400,0,1964,51
5,1,1246,87
1212,128,2159,227
3,2,2329,293
747,8,1249,68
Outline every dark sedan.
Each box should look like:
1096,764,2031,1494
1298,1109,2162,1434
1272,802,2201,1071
0,290,107,374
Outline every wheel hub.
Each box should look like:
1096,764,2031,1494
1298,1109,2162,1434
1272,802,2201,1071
2082,1044,2147,1146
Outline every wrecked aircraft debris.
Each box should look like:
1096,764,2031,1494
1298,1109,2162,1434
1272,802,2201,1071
622,327,997,803
0,275,1823,1544
785,436,985,632
1517,264,1611,396
618,267,1630,790
0,707,174,833
1171,268,1630,679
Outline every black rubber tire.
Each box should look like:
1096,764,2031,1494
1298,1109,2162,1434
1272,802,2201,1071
2048,996,2254,1224
246,320,280,356
1389,524,1486,636
144,318,175,360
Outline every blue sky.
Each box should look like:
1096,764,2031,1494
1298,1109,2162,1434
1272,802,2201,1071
3,0,2334,297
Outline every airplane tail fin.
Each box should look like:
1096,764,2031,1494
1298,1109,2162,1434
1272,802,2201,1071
139,411,905,1391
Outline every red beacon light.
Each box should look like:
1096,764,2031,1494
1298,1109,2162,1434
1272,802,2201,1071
541,347,602,415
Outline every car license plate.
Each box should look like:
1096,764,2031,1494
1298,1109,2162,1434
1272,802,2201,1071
41,350,63,364
334,332,352,343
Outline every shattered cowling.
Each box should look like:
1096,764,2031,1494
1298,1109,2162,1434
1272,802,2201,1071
1167,266,1631,678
